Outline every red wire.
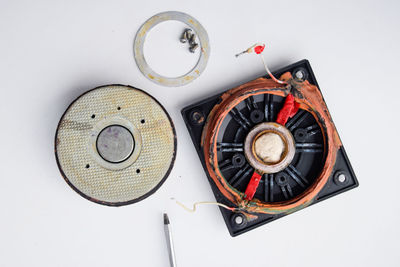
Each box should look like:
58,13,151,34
243,94,299,201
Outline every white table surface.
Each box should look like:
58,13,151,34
1,0,399,266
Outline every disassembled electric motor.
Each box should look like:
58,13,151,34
54,11,358,239
182,60,358,236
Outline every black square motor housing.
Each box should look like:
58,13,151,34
182,60,358,236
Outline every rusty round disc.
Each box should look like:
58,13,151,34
55,85,177,206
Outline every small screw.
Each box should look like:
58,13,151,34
180,32,187,43
189,43,199,53
186,32,193,42
180,29,192,43
188,33,196,45
180,28,199,53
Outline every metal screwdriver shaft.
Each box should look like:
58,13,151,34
163,213,177,267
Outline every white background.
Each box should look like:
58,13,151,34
1,0,399,266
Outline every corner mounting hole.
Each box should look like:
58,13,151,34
338,174,346,183
136,169,140,174
192,112,202,121
143,20,200,78
279,176,286,182
295,70,305,80
234,215,243,225
91,114,95,119
117,106,121,110
85,164,90,168
141,119,145,124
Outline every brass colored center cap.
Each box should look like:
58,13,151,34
244,122,295,174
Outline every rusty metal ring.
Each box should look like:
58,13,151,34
244,122,295,174
133,11,210,87
202,75,342,214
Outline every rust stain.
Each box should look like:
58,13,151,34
202,73,341,214
188,18,199,28
55,85,177,206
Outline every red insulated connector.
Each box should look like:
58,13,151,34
276,94,300,125
244,171,263,201
254,44,265,54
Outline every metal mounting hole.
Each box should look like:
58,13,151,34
141,119,145,124
190,110,205,125
91,114,95,119
136,169,140,174
338,174,346,183
295,70,304,80
334,171,349,186
234,215,243,225
85,164,90,168
293,67,308,82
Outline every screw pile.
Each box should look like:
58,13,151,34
180,28,199,53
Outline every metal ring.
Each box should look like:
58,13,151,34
134,11,210,87
244,122,295,174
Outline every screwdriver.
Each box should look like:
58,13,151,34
163,213,177,267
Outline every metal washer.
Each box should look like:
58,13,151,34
134,11,210,87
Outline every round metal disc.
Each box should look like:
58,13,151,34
96,125,135,163
134,11,210,87
55,85,177,206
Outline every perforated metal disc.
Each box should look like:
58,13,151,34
55,85,176,206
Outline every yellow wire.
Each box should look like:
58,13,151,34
171,198,237,213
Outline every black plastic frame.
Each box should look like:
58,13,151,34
181,60,358,236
